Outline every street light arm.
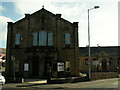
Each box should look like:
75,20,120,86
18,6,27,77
88,6,100,11
88,8,94,11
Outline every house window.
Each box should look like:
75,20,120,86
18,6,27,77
33,32,38,46
84,58,88,66
109,58,112,65
15,33,21,45
65,33,70,47
109,60,112,65
39,31,47,46
48,32,53,46
118,58,120,65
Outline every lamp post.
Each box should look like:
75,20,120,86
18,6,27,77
88,6,99,80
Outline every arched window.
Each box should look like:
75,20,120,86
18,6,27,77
48,32,53,46
33,32,38,46
15,33,21,45
65,33,70,46
39,31,47,46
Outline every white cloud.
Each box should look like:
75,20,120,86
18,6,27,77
13,1,53,16
78,2,118,46
3,0,119,2
0,5,5,11
13,1,118,46
89,2,118,46
0,5,5,16
0,16,13,47
13,1,86,20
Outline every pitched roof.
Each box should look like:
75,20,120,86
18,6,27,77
14,8,73,25
79,46,120,57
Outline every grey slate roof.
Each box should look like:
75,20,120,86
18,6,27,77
79,46,120,57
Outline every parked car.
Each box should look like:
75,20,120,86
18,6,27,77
0,73,5,85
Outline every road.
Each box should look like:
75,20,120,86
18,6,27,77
1,78,119,90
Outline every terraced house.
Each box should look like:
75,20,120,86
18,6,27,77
6,7,79,81
79,46,120,73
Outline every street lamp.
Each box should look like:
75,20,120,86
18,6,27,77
88,6,99,80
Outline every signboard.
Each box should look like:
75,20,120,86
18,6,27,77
57,62,64,72
24,63,29,71
93,61,99,65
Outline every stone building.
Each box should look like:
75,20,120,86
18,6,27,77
79,46,120,73
0,48,6,56
6,8,79,80
0,48,6,62
0,48,6,72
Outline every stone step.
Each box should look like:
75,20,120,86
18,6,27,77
24,79,47,84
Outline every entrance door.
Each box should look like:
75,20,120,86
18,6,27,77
102,59,107,71
32,56,39,77
44,57,52,77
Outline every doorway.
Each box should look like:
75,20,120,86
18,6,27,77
43,57,53,77
102,59,107,71
32,56,39,77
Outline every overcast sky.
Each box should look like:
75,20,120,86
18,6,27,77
0,0,119,48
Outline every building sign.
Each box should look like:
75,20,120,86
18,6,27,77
57,62,64,72
24,63,29,71
93,61,99,65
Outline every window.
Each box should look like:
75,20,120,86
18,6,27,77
33,32,38,46
32,31,53,46
109,60,112,65
118,58,120,65
84,58,88,66
39,31,47,46
109,58,112,65
15,33,21,45
65,33,70,46
48,32,53,46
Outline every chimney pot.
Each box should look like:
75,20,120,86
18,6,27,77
56,14,61,19
25,14,30,19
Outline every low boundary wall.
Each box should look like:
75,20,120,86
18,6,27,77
91,72,118,80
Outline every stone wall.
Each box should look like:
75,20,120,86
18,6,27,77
6,8,80,79
91,72,118,80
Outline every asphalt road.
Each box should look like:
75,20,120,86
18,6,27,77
1,78,119,90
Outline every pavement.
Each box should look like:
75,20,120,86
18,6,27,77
24,79,47,84
1,78,119,89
